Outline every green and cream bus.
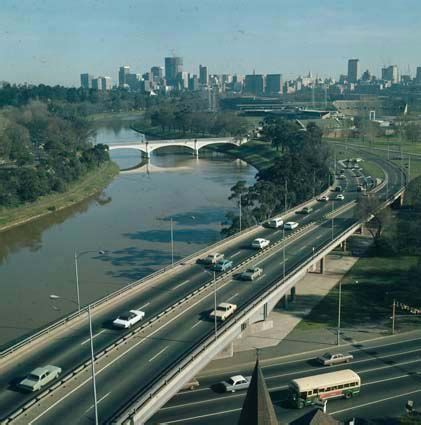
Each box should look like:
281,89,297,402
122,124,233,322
288,369,361,409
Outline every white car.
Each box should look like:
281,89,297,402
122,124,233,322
240,267,263,281
318,195,329,202
251,238,270,249
113,309,145,329
17,365,62,392
209,302,237,321
336,194,345,201
284,221,299,230
201,252,224,265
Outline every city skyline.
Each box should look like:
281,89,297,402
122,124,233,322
2,0,421,86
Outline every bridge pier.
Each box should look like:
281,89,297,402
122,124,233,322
391,193,404,208
290,286,296,302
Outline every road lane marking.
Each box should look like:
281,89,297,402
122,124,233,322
331,388,421,415
192,322,201,329
149,347,168,362
163,408,242,423
174,280,190,290
230,252,241,258
227,293,239,301
84,391,110,413
81,330,106,346
138,302,150,310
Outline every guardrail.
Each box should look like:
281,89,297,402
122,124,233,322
0,181,334,360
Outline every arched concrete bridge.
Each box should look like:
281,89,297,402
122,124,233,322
108,136,247,157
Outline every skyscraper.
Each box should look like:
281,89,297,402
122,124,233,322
199,65,208,85
118,66,131,87
165,57,183,86
416,67,421,84
80,73,93,89
382,65,400,84
99,76,112,90
244,74,265,96
347,59,360,83
265,74,283,96
151,66,163,81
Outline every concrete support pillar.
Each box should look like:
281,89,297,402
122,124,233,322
282,295,288,310
341,239,347,251
320,257,325,274
290,286,296,302
263,303,268,320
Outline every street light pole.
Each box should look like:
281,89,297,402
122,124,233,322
88,304,99,425
170,217,174,266
213,270,217,340
337,279,342,346
239,194,242,232
331,199,335,240
74,250,81,313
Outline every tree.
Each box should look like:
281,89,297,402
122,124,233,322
405,122,421,144
355,195,391,243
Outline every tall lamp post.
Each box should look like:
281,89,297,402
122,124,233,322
204,269,218,340
337,279,342,346
49,295,99,425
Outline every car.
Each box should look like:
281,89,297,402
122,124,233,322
335,186,342,192
336,194,345,201
210,302,237,321
181,378,200,391
212,258,233,272
200,252,224,265
251,238,270,249
297,206,313,214
221,375,252,392
317,352,353,366
284,221,299,230
356,185,364,192
318,195,329,202
338,174,346,180
18,365,62,392
266,217,283,228
113,309,145,328
240,266,263,281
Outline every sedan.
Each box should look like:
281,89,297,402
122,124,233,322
318,195,329,202
284,221,299,230
240,267,263,281
113,309,145,329
336,194,345,201
212,259,233,272
18,365,62,392
251,238,270,249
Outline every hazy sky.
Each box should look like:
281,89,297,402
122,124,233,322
1,0,421,86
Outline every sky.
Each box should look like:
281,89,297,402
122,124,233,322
1,0,421,86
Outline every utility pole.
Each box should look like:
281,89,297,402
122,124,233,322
337,279,342,345
239,194,242,232
88,305,99,425
313,169,316,198
74,251,81,313
170,217,174,266
392,299,396,335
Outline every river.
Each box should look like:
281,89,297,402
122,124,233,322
0,122,256,348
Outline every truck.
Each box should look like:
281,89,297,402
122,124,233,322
209,302,237,321
221,375,252,392
317,352,353,366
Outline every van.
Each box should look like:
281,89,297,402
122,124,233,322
266,217,283,228
181,378,200,391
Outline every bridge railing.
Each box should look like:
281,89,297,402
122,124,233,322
0,181,333,360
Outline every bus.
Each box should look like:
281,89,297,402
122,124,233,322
288,369,361,409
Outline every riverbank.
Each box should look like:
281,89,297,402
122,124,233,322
0,161,119,233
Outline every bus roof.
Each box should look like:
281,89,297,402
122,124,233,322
291,369,360,392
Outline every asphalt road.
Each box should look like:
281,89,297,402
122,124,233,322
1,150,404,423
149,333,421,424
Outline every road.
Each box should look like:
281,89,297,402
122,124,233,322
2,149,404,424
148,333,421,424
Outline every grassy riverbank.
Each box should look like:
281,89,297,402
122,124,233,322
0,161,119,232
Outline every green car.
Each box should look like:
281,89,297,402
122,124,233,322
18,365,62,392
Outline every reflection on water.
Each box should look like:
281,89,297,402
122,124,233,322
0,125,256,348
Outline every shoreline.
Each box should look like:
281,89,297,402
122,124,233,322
0,161,119,234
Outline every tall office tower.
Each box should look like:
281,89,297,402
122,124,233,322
416,67,421,83
382,65,400,84
244,74,265,96
199,65,208,85
118,65,131,87
188,75,200,91
176,71,189,89
265,74,283,95
80,73,94,89
165,57,183,86
97,76,112,90
126,73,141,90
151,66,163,81
347,59,360,83
91,78,102,90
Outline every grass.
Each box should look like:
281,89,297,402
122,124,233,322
359,159,385,180
0,161,119,232
206,139,282,171
88,111,145,122
296,236,420,333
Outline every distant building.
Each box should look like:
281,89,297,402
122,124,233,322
176,71,189,89
91,78,101,90
244,74,265,96
151,66,163,81
126,73,141,90
199,65,208,85
265,74,283,96
382,65,399,84
416,67,421,83
165,57,183,86
118,66,130,87
348,59,360,83
188,75,200,91
80,73,94,89
361,69,372,81
99,76,112,90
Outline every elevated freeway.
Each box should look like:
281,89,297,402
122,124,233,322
0,148,405,424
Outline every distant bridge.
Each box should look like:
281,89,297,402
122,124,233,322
108,136,247,157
